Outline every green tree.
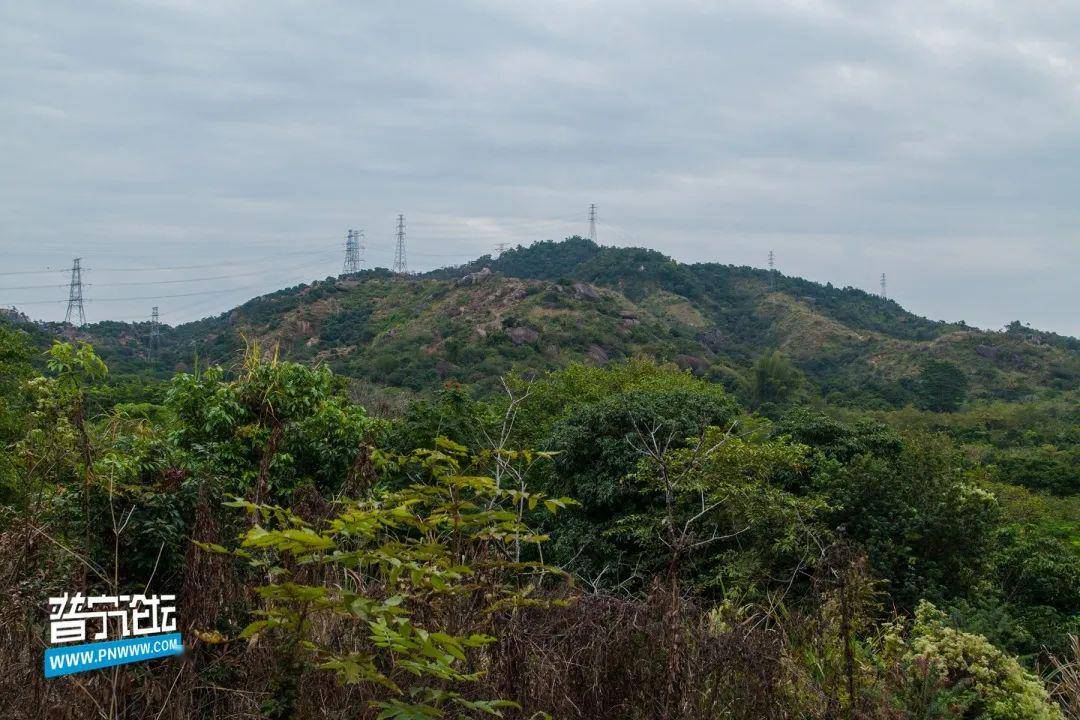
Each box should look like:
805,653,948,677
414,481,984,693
23,342,108,565
167,343,378,504
533,375,737,584
780,410,1000,605
0,325,35,505
748,351,802,409
614,422,828,595
916,358,969,412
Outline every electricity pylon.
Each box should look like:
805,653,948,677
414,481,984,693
393,215,408,274
64,258,86,327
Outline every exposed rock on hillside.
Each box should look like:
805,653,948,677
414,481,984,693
508,326,540,345
458,267,492,286
572,282,600,300
587,344,609,363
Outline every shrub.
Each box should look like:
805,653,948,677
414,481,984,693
209,438,575,719
888,601,1063,720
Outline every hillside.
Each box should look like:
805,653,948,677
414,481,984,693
11,238,1080,407
3,240,1079,718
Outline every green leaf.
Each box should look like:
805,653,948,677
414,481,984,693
434,436,467,454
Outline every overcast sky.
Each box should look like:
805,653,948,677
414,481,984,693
1,1,1078,334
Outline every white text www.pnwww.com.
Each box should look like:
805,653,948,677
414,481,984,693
47,637,180,672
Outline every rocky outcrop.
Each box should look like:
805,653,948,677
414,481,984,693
508,326,540,345
0,308,30,323
674,354,709,376
457,267,492,286
572,282,600,301
697,329,725,352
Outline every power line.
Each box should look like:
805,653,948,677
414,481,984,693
100,253,337,287
393,214,408,274
2,245,337,279
64,258,86,327
7,232,491,282
91,261,256,272
0,268,67,277
0,252,337,293
88,245,333,272
3,210,621,317
2,208,598,280
0,282,71,291
148,259,339,321
87,287,274,303
8,285,298,306
376,249,477,259
7,256,337,307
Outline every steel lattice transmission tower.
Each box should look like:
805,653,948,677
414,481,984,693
393,214,408,274
588,203,597,243
343,228,364,273
768,250,776,288
64,258,86,327
148,306,161,360
494,242,508,258
880,273,887,299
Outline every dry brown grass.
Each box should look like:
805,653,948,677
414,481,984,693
1052,635,1080,719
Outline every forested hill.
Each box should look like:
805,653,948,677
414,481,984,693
9,237,1079,408
433,236,960,341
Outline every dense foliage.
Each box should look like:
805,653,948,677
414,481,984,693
0,239,1077,718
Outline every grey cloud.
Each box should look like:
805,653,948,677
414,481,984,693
0,0,1077,333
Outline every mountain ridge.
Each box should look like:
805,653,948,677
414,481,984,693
6,237,1078,408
